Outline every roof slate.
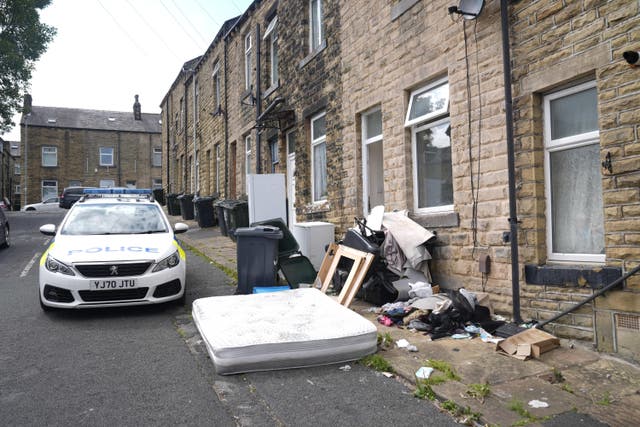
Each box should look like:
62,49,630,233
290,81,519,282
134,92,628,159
23,106,161,133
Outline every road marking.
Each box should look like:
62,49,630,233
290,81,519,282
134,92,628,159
20,253,41,278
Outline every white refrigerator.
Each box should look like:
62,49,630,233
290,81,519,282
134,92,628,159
246,173,287,225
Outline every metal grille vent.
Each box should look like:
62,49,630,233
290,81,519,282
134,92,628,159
616,313,640,331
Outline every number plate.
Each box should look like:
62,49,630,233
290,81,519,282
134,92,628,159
89,279,137,290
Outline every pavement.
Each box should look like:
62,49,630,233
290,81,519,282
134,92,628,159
169,210,640,427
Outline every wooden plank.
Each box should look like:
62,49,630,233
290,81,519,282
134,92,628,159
316,242,338,289
338,252,375,308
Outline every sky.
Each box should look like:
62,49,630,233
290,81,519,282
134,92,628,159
1,0,254,142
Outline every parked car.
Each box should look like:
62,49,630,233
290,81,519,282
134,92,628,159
0,197,11,211
59,187,96,209
22,197,63,212
0,207,9,248
39,188,189,310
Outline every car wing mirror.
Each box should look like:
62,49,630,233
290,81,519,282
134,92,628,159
39,224,56,236
174,222,189,234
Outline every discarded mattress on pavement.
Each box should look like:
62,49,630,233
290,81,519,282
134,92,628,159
192,288,378,375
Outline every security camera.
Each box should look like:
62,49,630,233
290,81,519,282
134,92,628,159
623,51,639,65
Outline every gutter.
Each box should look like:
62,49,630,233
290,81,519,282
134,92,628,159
500,0,522,323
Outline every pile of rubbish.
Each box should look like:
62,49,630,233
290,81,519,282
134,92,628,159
332,207,506,340
371,288,502,341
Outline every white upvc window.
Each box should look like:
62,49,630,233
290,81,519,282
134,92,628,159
14,163,20,175
311,111,327,202
244,33,252,90
42,146,57,167
212,61,221,110
194,79,200,123
99,147,114,166
99,179,115,188
264,15,279,87
152,178,162,189
543,81,604,263
215,144,221,194
42,180,58,201
269,136,279,173
15,184,21,194
362,107,384,214
245,135,252,175
153,147,162,167
309,0,323,53
406,78,452,213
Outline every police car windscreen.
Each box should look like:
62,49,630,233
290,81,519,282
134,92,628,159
61,204,168,235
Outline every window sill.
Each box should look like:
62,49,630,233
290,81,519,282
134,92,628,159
391,0,421,21
299,40,327,69
524,264,622,290
301,199,330,215
408,210,459,229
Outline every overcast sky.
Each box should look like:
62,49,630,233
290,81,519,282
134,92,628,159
2,0,253,141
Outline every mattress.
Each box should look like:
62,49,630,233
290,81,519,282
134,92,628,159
192,288,378,375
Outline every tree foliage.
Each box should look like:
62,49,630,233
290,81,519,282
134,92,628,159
0,0,56,133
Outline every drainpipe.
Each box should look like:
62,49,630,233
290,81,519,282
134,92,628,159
223,37,229,197
193,77,198,195
165,99,171,193
183,80,189,193
501,0,522,323
255,24,262,174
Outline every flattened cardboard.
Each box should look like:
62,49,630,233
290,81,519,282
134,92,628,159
496,328,560,360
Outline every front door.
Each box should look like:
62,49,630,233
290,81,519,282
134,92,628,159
286,131,296,226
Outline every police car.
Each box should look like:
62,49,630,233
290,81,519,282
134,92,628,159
38,188,188,310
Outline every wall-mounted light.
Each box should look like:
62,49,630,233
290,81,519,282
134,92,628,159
448,0,485,20
623,51,639,66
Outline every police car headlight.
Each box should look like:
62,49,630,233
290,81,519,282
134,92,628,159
45,254,76,276
152,250,180,272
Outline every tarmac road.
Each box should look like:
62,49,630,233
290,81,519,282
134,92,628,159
0,211,458,426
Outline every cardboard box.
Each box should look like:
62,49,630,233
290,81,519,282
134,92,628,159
496,328,560,360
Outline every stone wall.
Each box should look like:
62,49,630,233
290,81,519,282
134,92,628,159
22,126,160,204
511,0,640,347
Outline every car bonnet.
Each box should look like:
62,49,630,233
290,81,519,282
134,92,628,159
44,234,183,264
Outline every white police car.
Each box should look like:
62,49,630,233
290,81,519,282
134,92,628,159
38,188,188,310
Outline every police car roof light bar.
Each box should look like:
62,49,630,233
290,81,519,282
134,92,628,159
83,188,152,195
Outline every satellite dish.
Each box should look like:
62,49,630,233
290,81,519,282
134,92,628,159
458,0,484,19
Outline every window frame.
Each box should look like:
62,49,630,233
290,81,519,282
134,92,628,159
264,15,279,88
244,32,252,91
543,80,604,264
405,78,453,214
405,77,449,128
362,106,383,215
309,0,324,53
269,136,279,173
99,147,114,167
245,134,252,176
99,179,115,188
411,116,454,214
41,180,58,201
215,144,221,194
212,61,221,110
152,147,162,167
14,163,20,175
194,78,200,124
42,146,57,167
310,111,327,203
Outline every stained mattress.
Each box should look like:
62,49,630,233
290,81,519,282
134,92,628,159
192,288,378,375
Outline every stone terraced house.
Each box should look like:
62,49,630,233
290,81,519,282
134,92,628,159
161,0,640,362
19,95,162,206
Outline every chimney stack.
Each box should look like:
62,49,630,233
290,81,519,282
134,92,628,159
133,94,141,120
23,94,32,115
